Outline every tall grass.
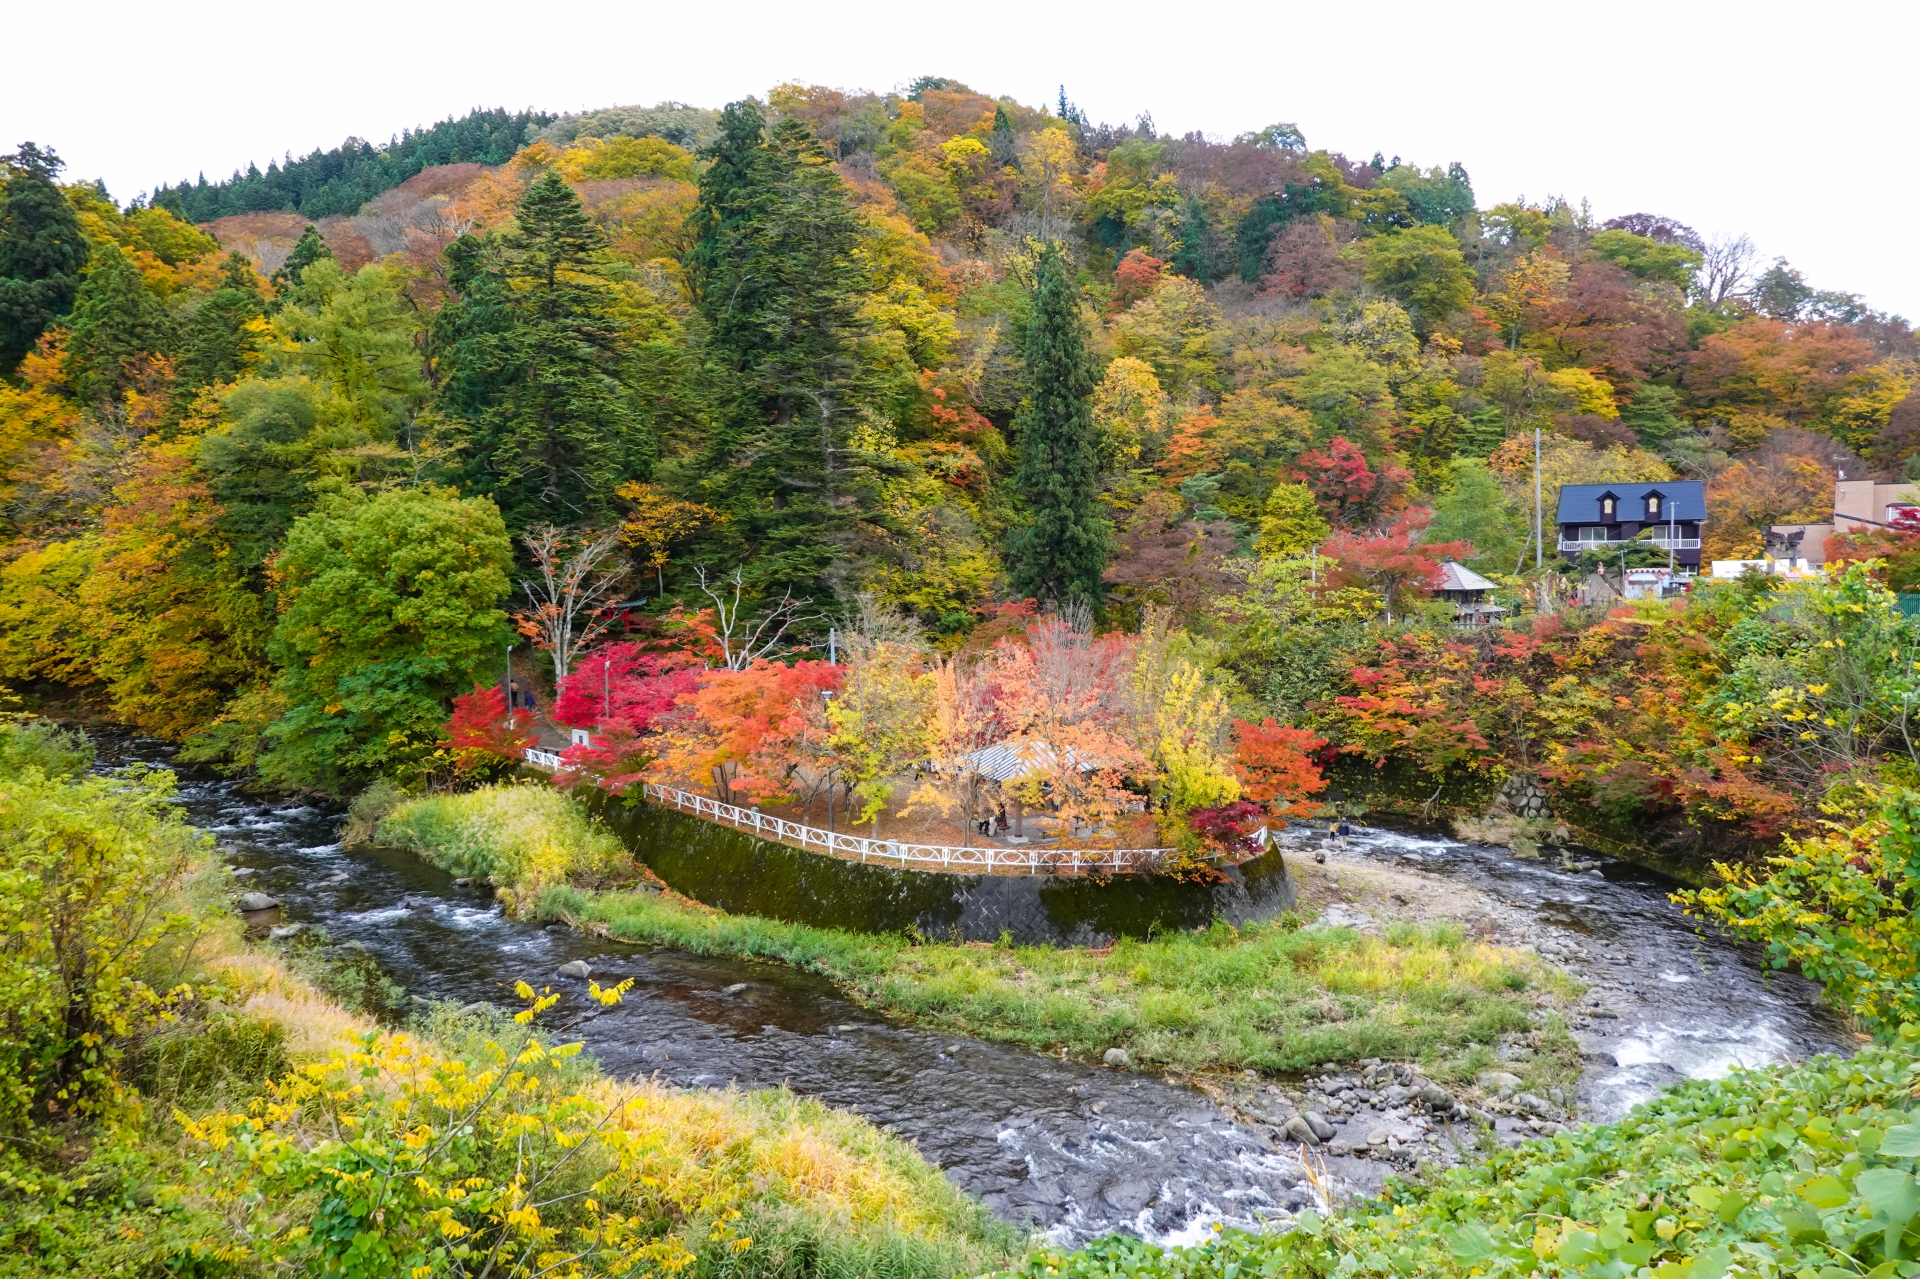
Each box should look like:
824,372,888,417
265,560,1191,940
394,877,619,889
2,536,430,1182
547,884,1581,1082
377,781,634,909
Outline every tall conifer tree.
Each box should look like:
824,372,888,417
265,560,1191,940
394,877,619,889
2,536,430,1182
435,170,650,531
0,143,87,375
176,251,264,393
687,103,886,600
62,243,175,404
1007,243,1110,608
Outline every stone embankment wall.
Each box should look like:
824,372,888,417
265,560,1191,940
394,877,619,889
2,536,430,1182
589,795,1298,945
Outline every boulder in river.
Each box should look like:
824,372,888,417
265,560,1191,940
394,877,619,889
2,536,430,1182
268,923,305,940
1513,1092,1558,1117
1303,1111,1336,1141
722,982,748,995
556,959,592,979
238,892,279,912
1417,1083,1456,1111
1102,1047,1130,1068
1283,1115,1322,1144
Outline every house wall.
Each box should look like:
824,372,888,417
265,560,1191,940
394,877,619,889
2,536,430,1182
1834,480,1920,533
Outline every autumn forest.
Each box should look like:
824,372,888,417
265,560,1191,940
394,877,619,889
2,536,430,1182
4,82,1915,848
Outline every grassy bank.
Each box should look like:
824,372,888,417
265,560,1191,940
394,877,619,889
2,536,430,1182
380,782,1579,1087
998,1027,1920,1279
550,883,1580,1086
0,728,1020,1278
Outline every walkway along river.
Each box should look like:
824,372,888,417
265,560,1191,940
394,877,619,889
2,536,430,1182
103,736,1852,1247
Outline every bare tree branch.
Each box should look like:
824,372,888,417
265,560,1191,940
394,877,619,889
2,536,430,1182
515,525,628,680
694,567,822,671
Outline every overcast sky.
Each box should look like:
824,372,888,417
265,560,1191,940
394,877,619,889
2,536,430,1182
9,0,1914,320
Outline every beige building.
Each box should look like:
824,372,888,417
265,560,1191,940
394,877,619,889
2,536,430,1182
1770,479,1920,567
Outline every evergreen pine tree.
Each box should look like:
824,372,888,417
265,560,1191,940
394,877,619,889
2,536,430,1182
62,243,175,404
990,105,1018,166
270,224,332,298
0,143,88,375
688,106,884,600
176,251,264,392
1170,196,1214,283
1006,243,1110,608
438,170,648,531
684,101,770,305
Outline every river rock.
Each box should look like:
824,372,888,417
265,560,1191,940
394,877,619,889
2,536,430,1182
556,959,592,979
457,1002,492,1016
1513,1092,1557,1117
230,867,257,880
268,923,305,940
1303,1111,1336,1142
237,891,279,912
1283,1115,1322,1145
1417,1083,1456,1111
452,877,474,888
1380,1083,1411,1106
1477,1070,1522,1098
1103,1047,1130,1068
722,983,748,995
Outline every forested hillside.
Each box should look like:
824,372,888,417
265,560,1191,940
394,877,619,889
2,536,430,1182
1,77,1917,828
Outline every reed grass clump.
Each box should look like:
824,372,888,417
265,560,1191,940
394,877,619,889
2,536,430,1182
378,780,634,909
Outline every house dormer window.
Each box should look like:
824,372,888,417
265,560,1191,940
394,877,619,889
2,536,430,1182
1647,493,1662,517
1600,495,1615,519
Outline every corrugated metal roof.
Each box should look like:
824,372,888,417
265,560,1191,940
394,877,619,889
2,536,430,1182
1555,480,1704,524
957,741,1097,781
1435,560,1497,592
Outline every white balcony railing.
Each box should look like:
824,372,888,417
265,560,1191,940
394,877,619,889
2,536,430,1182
1558,537,1700,552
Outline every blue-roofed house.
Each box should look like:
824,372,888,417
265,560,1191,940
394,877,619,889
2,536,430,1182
1555,480,1705,569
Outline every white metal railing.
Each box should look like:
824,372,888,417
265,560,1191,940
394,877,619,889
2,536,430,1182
522,750,1268,875
1558,537,1700,551
641,781,1187,876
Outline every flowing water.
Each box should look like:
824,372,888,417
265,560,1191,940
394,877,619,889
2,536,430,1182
1267,824,1852,1121
103,736,1852,1245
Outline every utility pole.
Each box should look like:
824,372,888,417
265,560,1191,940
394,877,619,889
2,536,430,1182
1534,426,1544,572
1534,425,1548,614
505,644,515,730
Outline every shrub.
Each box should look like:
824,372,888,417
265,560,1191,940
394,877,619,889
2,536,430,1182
186,987,1020,1278
376,781,633,909
0,715,94,779
1684,789,1920,1034
0,764,215,1127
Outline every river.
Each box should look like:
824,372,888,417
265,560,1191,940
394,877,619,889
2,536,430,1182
103,737,1851,1247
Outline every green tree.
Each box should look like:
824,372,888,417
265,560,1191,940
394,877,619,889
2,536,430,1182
260,488,512,793
1426,458,1524,572
276,259,426,441
198,378,329,573
1006,243,1110,607
61,243,174,404
1359,224,1475,334
1253,482,1329,557
174,251,263,393
0,143,87,375
1589,229,1701,292
1622,383,1690,452
437,173,650,531
269,224,332,297
687,102,888,599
